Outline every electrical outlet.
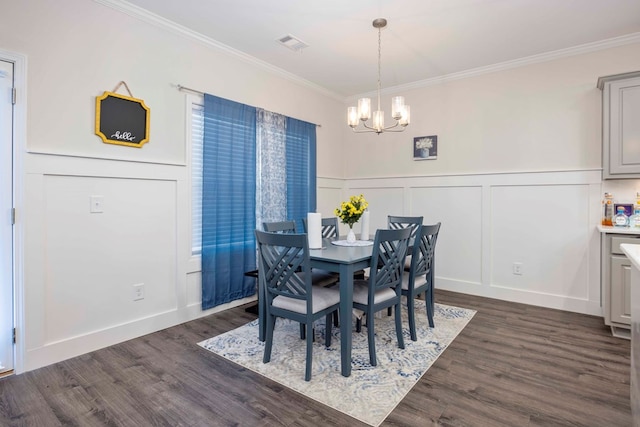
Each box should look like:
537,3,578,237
90,195,104,213
133,283,144,301
512,262,523,275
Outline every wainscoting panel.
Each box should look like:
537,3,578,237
343,170,603,315
491,184,590,299
41,174,178,344
411,185,483,286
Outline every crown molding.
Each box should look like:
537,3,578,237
94,0,344,101
95,1,639,103
359,32,640,100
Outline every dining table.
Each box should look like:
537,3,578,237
257,236,374,378
309,237,374,377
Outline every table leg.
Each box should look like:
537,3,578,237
258,269,266,342
339,264,354,377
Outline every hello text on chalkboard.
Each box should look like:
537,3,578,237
95,89,150,148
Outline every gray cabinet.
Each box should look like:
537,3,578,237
610,256,632,325
602,233,640,337
598,71,640,179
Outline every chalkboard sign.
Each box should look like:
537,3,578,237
95,91,150,148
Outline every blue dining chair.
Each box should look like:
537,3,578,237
402,223,441,340
262,220,298,234
255,230,340,381
388,215,424,239
263,220,339,332
302,216,340,239
385,215,424,316
302,216,366,283
351,227,411,366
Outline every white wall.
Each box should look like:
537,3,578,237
1,0,345,372
318,42,640,317
341,43,640,177
3,0,640,373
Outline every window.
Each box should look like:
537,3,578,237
190,99,204,255
189,96,317,256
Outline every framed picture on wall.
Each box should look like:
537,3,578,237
413,135,437,160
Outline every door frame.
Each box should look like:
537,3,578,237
0,49,26,374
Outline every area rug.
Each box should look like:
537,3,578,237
198,301,475,426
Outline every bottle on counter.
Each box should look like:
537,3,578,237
614,206,630,227
602,192,614,226
630,207,640,229
636,192,640,212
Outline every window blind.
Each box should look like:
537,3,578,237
191,103,204,255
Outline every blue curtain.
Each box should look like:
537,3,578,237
285,117,317,232
202,94,257,310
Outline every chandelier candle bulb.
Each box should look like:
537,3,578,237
347,107,359,127
400,105,410,126
373,110,384,131
391,96,405,119
358,98,371,120
307,212,323,249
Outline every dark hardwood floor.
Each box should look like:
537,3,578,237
0,290,631,426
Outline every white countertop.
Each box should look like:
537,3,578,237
621,243,640,271
598,225,640,235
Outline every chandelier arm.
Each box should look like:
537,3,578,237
380,126,407,133
382,121,401,131
359,121,377,131
351,128,378,134
351,120,407,134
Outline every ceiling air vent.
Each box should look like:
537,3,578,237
276,34,309,52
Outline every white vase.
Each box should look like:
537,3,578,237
347,228,356,243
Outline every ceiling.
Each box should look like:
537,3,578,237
122,0,640,98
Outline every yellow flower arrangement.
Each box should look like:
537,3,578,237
334,194,368,229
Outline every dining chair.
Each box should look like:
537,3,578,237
255,230,340,381
387,215,424,239
263,220,339,331
302,216,340,239
262,220,298,234
402,223,441,340
302,217,366,282
387,214,423,270
351,227,411,366
385,215,424,315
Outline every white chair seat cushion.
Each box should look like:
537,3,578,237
352,281,396,305
402,271,427,291
272,286,340,314
401,270,428,291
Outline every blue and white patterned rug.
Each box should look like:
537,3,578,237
198,301,475,426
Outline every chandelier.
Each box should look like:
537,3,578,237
347,18,410,134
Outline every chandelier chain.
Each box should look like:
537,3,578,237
377,26,382,112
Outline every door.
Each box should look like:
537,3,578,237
0,59,14,374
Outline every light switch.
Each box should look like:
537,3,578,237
90,195,104,213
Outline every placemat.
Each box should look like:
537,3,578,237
331,240,374,247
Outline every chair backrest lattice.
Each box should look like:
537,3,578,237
263,220,297,234
255,230,311,302
409,223,441,282
302,217,339,239
369,228,411,295
387,215,424,238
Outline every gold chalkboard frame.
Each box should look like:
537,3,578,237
95,91,150,148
